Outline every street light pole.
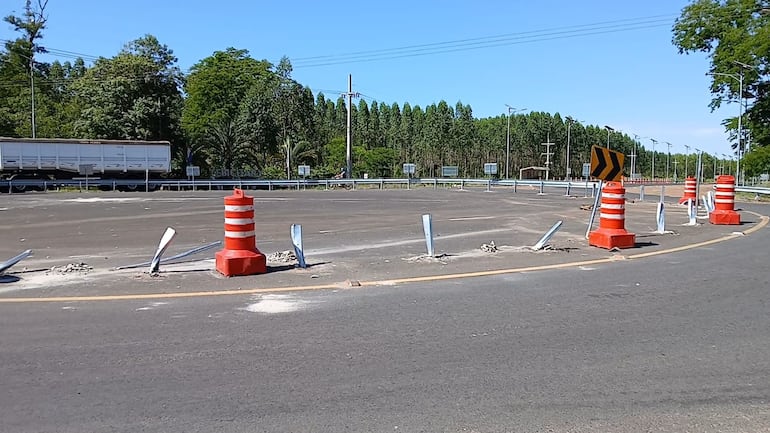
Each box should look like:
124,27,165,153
504,105,526,179
604,125,614,149
684,144,690,177
710,63,754,186
650,138,657,180
505,105,512,179
665,142,672,181
565,117,577,180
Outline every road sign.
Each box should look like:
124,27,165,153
582,163,591,178
590,145,625,181
403,163,416,175
298,165,310,177
186,165,200,177
441,166,459,177
78,164,94,176
483,163,498,175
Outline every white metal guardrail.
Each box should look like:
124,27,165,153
3,177,770,196
2,178,603,193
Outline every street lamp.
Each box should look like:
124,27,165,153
631,134,639,179
684,144,690,177
709,61,753,185
650,138,658,180
665,141,672,181
565,116,581,180
504,105,526,179
604,125,614,149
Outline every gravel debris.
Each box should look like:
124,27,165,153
268,250,297,263
480,241,498,253
49,262,93,275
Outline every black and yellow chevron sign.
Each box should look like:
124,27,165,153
590,145,625,181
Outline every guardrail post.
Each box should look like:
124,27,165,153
269,181,273,191
513,180,517,193
539,181,545,195
486,179,491,192
564,182,571,197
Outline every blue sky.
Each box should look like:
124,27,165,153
4,0,737,157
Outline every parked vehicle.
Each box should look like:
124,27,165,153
0,137,171,191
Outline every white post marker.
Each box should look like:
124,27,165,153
639,185,645,202
696,194,713,219
585,180,603,239
291,224,307,268
656,202,666,234
422,214,435,257
532,221,563,251
685,198,697,226
150,227,176,273
0,249,32,274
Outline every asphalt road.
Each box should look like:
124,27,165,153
0,189,768,432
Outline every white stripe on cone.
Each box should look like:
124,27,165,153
225,205,254,212
225,218,254,225
225,230,256,238
601,203,625,210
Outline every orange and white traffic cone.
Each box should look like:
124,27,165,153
215,189,267,276
709,175,741,225
678,176,697,204
589,182,636,249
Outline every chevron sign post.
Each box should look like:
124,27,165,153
590,145,625,182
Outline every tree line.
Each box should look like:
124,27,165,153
2,0,766,180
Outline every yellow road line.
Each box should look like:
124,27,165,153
1,212,767,304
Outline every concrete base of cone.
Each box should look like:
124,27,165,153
589,228,636,249
709,210,741,225
215,249,267,277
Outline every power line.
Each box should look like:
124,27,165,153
291,15,675,68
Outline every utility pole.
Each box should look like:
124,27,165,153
541,132,555,181
29,55,36,139
343,74,359,179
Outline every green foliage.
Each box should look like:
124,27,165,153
72,35,184,141
673,0,770,149
742,144,770,175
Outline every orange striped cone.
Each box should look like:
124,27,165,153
215,189,267,276
589,182,636,249
709,175,740,225
678,176,697,204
